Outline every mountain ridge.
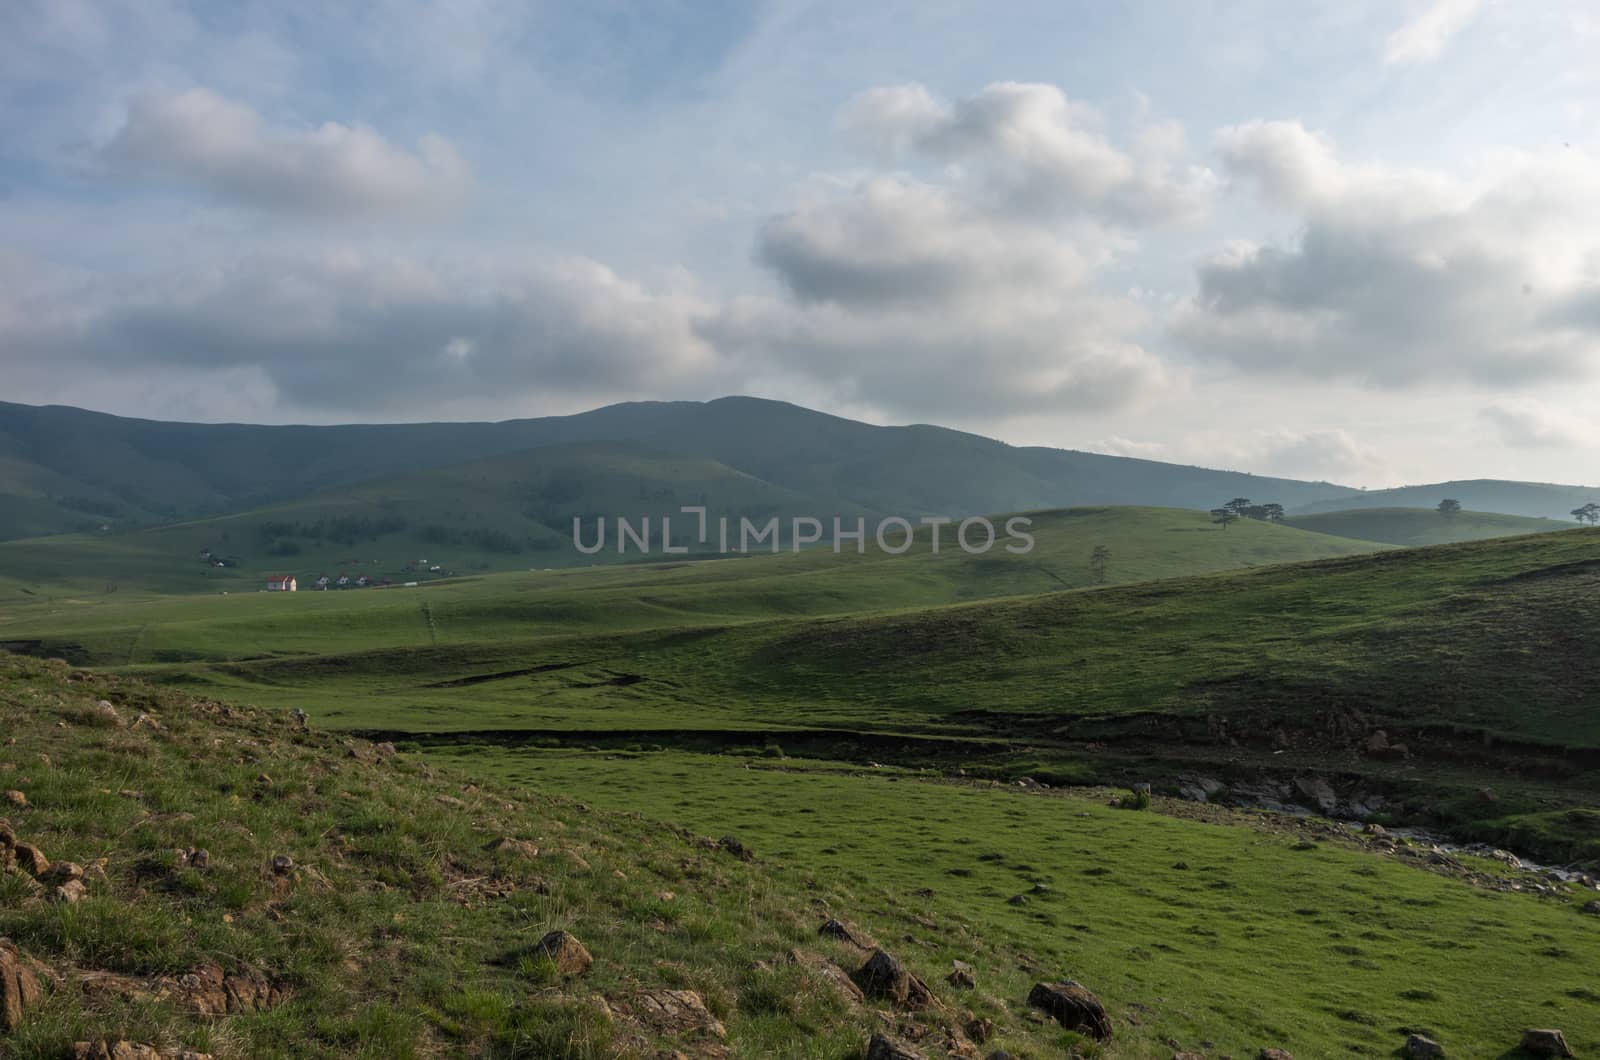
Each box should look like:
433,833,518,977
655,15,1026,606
0,396,1361,541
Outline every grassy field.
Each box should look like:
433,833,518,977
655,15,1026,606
0,505,1382,651
1286,507,1573,546
454,745,1600,1055
4,656,1598,1059
0,440,863,595
4,509,1600,1057
19,523,1583,751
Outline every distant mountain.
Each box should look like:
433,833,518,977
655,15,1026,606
0,397,1361,541
1290,480,1600,521
1285,507,1574,547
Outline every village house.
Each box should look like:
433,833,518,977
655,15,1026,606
265,574,297,592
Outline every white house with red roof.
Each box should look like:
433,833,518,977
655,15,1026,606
265,574,297,592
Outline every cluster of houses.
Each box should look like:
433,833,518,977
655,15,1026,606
264,573,394,592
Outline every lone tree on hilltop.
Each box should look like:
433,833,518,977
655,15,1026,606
1574,503,1600,525
1211,507,1237,530
1219,498,1285,522
1437,498,1462,517
1089,544,1110,583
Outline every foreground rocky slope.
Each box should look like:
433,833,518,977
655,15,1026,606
0,655,1157,1058
3,654,1595,1057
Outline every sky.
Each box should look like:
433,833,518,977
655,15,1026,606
2,0,1599,489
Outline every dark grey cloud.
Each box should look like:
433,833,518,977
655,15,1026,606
3,253,728,413
755,178,1095,307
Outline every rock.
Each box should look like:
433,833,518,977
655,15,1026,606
1365,730,1389,753
856,949,909,1004
1131,782,1152,794
534,930,593,976
946,959,976,989
42,861,83,884
186,848,210,870
435,795,466,808
73,1043,162,1060
14,842,48,877
785,949,863,1005
1404,1033,1445,1058
1,940,45,1032
50,878,88,904
818,917,879,951
555,850,591,872
484,836,540,859
1521,1028,1574,1058
865,1033,926,1060
965,1016,994,1044
1006,894,1029,906
164,961,288,1016
854,949,935,1009
627,989,726,1040
0,819,13,848
1257,1050,1294,1060
1026,981,1112,1041
1292,776,1338,815
269,854,294,875
3,791,25,808
290,708,309,728
1476,787,1498,804
72,1043,210,1060
1363,823,1387,836
717,835,752,860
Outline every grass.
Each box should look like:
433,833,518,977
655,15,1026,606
0,505,1381,651
4,656,1599,1058
5,517,1597,860
453,744,1600,1055
1285,506,1573,546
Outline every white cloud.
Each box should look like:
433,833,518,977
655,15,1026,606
1383,0,1485,65
714,82,1212,418
1088,427,1383,482
837,81,1212,227
1175,120,1600,388
1479,402,1589,449
104,88,472,218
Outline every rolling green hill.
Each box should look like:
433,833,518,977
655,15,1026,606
1291,478,1600,520
14,523,1585,862
1286,506,1573,546
0,440,872,595
0,397,1361,541
0,505,1384,645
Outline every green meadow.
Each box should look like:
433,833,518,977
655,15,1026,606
4,506,1599,1056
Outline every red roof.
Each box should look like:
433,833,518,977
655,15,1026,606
265,574,294,582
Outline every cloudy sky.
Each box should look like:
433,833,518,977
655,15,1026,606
3,0,1599,487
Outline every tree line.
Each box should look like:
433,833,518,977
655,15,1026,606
1209,497,1284,529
